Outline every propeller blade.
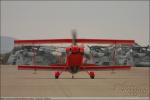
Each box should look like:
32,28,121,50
72,29,77,45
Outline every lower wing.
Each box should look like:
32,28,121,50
18,64,131,71
18,64,68,71
80,65,131,71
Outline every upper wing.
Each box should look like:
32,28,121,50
14,39,134,44
18,64,68,71
80,65,131,71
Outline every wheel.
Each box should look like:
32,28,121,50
55,76,59,79
55,72,60,79
89,72,95,79
90,76,94,79
72,75,74,79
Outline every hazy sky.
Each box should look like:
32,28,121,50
1,1,149,46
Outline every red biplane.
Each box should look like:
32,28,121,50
15,30,135,79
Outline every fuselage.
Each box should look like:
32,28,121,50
66,45,84,74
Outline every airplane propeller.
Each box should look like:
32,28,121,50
72,29,77,45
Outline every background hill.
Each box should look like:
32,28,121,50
0,36,15,54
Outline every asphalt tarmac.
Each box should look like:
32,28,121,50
0,65,149,97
